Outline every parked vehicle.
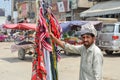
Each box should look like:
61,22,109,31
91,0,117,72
98,22,120,55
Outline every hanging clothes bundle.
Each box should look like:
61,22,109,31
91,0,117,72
31,0,61,80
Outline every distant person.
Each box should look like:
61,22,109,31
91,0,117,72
5,15,12,24
23,17,28,23
50,23,103,80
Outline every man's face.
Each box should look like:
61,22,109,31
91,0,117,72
81,34,95,48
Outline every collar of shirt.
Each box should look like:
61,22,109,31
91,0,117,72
84,43,95,53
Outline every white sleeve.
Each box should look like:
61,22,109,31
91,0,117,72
63,42,82,55
93,52,103,80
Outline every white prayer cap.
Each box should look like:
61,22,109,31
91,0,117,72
80,23,97,37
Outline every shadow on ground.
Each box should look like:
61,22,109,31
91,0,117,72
1,56,32,63
104,53,120,57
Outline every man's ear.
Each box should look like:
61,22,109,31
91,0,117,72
93,37,96,40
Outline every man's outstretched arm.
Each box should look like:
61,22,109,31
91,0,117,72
50,32,82,54
50,33,65,49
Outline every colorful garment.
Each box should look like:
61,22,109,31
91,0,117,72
32,1,61,80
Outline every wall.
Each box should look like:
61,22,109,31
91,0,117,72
0,0,12,17
78,0,93,8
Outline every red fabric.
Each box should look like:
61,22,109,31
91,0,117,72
3,23,36,31
32,28,47,80
49,14,61,45
32,6,61,80
50,15,60,39
3,24,18,29
32,8,48,80
19,23,36,31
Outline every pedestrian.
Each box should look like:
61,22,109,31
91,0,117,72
23,17,28,23
50,23,103,80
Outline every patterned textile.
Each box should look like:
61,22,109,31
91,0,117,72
31,1,61,80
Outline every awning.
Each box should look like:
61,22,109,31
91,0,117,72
80,1,120,17
3,23,36,31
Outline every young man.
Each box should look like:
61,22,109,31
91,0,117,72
50,23,103,80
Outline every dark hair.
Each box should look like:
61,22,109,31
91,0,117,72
24,17,27,20
81,33,95,37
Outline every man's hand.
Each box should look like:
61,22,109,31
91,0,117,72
49,32,54,39
49,32,65,49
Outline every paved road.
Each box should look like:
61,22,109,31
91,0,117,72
0,42,120,80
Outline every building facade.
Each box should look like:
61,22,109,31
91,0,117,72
51,0,94,21
0,0,12,17
80,0,120,21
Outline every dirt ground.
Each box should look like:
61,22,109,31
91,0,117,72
58,53,120,80
0,42,120,80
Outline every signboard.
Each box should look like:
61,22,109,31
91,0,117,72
52,3,58,14
57,2,65,12
18,2,28,18
56,0,71,13
21,3,28,17
69,0,77,9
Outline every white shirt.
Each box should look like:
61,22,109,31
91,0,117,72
64,43,103,80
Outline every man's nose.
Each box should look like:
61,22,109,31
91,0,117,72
84,38,88,41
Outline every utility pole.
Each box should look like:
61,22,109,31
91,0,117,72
70,0,74,20
71,9,74,20
11,0,14,18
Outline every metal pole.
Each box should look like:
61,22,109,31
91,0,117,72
11,0,14,18
71,9,74,20
70,0,74,21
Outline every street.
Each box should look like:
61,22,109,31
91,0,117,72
0,42,120,80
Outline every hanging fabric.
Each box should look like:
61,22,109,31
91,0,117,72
31,0,61,80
